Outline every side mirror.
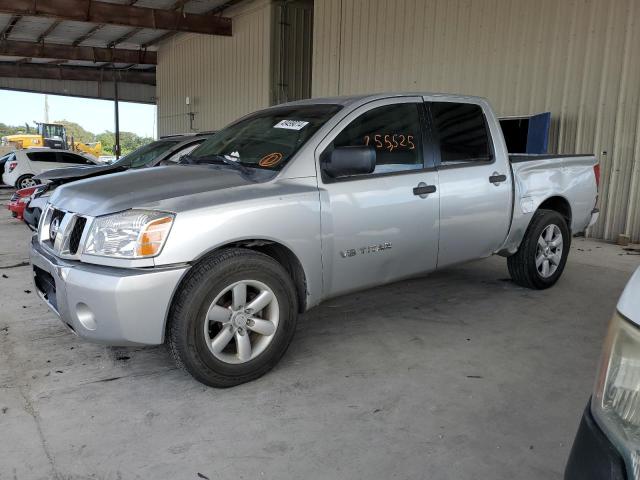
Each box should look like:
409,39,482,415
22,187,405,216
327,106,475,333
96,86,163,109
322,146,376,178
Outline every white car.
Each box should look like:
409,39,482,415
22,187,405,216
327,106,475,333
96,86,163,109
565,266,640,479
2,149,96,189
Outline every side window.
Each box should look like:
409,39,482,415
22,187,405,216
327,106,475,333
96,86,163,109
60,153,90,164
165,142,201,164
430,102,492,164
26,152,58,163
332,103,424,175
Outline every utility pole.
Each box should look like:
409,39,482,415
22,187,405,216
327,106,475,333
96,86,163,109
44,94,49,123
114,78,121,159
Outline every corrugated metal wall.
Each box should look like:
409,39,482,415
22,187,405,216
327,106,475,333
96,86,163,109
0,78,155,104
313,0,640,242
156,0,273,135
271,0,314,105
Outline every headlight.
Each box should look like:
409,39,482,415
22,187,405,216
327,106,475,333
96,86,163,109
592,311,640,478
84,210,174,259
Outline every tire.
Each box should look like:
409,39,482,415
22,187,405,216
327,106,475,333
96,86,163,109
507,209,571,289
15,175,39,189
168,248,298,387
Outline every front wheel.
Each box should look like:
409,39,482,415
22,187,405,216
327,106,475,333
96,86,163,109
168,248,298,387
507,209,570,289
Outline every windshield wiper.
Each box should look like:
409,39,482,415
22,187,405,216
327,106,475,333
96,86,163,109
183,153,252,174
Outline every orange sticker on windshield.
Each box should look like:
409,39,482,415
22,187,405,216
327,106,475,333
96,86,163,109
259,152,283,167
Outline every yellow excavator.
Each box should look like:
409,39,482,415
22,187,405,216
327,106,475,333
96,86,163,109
1,122,102,157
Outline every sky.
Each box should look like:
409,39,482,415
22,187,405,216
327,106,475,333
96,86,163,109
0,90,157,138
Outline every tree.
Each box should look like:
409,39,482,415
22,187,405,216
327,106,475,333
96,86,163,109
53,120,94,143
96,130,153,156
0,120,153,156
0,122,29,137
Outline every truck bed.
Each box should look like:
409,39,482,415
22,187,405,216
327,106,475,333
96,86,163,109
509,153,594,163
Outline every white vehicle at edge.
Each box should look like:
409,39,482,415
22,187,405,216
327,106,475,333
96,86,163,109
2,149,96,189
566,266,640,479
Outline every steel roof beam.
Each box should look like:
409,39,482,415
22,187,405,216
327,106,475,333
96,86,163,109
0,39,156,64
0,0,232,36
0,15,21,39
0,61,155,85
143,0,241,48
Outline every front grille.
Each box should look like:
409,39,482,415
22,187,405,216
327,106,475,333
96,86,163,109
69,217,86,254
50,208,64,225
39,205,90,259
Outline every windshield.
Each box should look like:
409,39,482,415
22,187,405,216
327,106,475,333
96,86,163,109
42,124,65,140
114,140,180,168
189,104,342,170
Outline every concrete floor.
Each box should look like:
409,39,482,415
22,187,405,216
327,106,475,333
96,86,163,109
1,186,639,480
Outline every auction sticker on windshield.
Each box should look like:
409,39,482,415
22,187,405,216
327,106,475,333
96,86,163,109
259,152,283,167
274,120,309,130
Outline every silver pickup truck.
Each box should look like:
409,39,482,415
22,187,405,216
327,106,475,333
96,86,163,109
30,93,599,387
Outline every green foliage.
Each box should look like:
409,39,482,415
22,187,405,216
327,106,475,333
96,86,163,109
96,131,154,156
53,120,94,143
0,120,153,155
0,122,30,137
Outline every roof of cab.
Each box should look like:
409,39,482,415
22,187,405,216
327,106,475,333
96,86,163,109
282,92,489,107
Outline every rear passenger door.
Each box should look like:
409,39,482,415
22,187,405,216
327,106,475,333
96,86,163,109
426,99,512,267
26,151,59,174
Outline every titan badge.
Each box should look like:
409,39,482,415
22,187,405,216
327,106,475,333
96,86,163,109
340,242,392,258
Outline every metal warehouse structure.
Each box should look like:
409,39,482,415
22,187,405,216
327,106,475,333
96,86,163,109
0,0,237,103
0,0,638,243
156,0,640,243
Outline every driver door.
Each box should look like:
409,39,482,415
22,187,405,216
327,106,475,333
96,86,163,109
317,98,440,298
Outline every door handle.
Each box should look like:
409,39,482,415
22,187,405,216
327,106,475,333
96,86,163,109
489,173,507,185
413,183,437,197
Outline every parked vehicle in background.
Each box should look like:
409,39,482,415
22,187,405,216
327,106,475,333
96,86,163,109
565,267,640,480
22,193,48,231
30,93,599,387
23,134,215,230
0,152,13,173
7,185,43,219
35,133,213,186
2,149,97,189
1,122,102,156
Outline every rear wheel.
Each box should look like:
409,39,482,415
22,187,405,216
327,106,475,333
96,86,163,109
507,209,570,289
168,248,298,387
16,175,38,189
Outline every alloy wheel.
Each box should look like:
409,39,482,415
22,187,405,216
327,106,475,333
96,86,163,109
536,224,563,278
203,279,279,364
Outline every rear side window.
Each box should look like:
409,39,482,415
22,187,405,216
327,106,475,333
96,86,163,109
60,153,90,164
332,103,424,175
26,152,58,162
430,102,492,164
166,141,202,163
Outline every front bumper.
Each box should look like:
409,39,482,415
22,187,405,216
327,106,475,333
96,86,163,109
565,401,628,480
30,237,189,345
8,199,26,219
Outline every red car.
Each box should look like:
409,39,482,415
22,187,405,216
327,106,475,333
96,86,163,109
7,185,39,220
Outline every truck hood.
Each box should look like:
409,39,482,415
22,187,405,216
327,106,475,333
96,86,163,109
35,163,123,182
49,165,272,216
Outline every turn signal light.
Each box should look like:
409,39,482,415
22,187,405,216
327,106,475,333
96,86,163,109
137,216,173,257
